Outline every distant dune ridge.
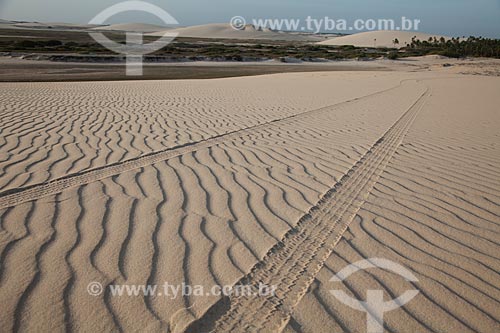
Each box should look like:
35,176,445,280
0,19,331,41
318,30,451,48
0,20,101,30
148,23,324,41
0,15,499,333
0,19,453,46
91,23,172,33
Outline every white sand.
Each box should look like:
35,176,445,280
91,23,172,33
0,59,498,332
319,30,451,48
284,75,500,333
10,22,101,30
0,21,101,30
148,23,322,41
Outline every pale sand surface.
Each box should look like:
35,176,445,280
90,23,172,33
319,30,451,48
2,55,499,83
0,57,388,82
0,71,401,192
0,21,101,30
148,23,324,41
283,76,500,333
0,62,499,332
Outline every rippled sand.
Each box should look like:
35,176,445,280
0,67,498,332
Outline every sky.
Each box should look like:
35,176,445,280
0,0,499,37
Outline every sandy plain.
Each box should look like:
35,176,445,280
0,58,499,332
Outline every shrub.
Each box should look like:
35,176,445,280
387,52,399,60
45,40,63,47
15,40,37,48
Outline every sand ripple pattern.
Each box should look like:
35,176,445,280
0,80,415,209
0,77,427,332
284,77,500,333
186,86,428,332
0,74,400,192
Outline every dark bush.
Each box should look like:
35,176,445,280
387,52,399,60
45,40,63,47
15,40,37,48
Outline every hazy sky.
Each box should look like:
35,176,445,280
1,0,499,37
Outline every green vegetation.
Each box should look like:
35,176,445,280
403,36,500,58
0,31,498,62
0,38,390,60
7,39,63,49
387,51,399,60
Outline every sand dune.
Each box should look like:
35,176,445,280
283,76,500,333
0,20,155,31
319,30,451,48
91,23,171,33
0,65,499,332
0,72,403,193
148,23,322,41
187,80,430,333
7,21,101,30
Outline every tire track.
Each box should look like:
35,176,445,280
284,76,500,333
1,77,399,192
0,81,415,210
185,86,429,333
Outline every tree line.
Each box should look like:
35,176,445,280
396,36,500,58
